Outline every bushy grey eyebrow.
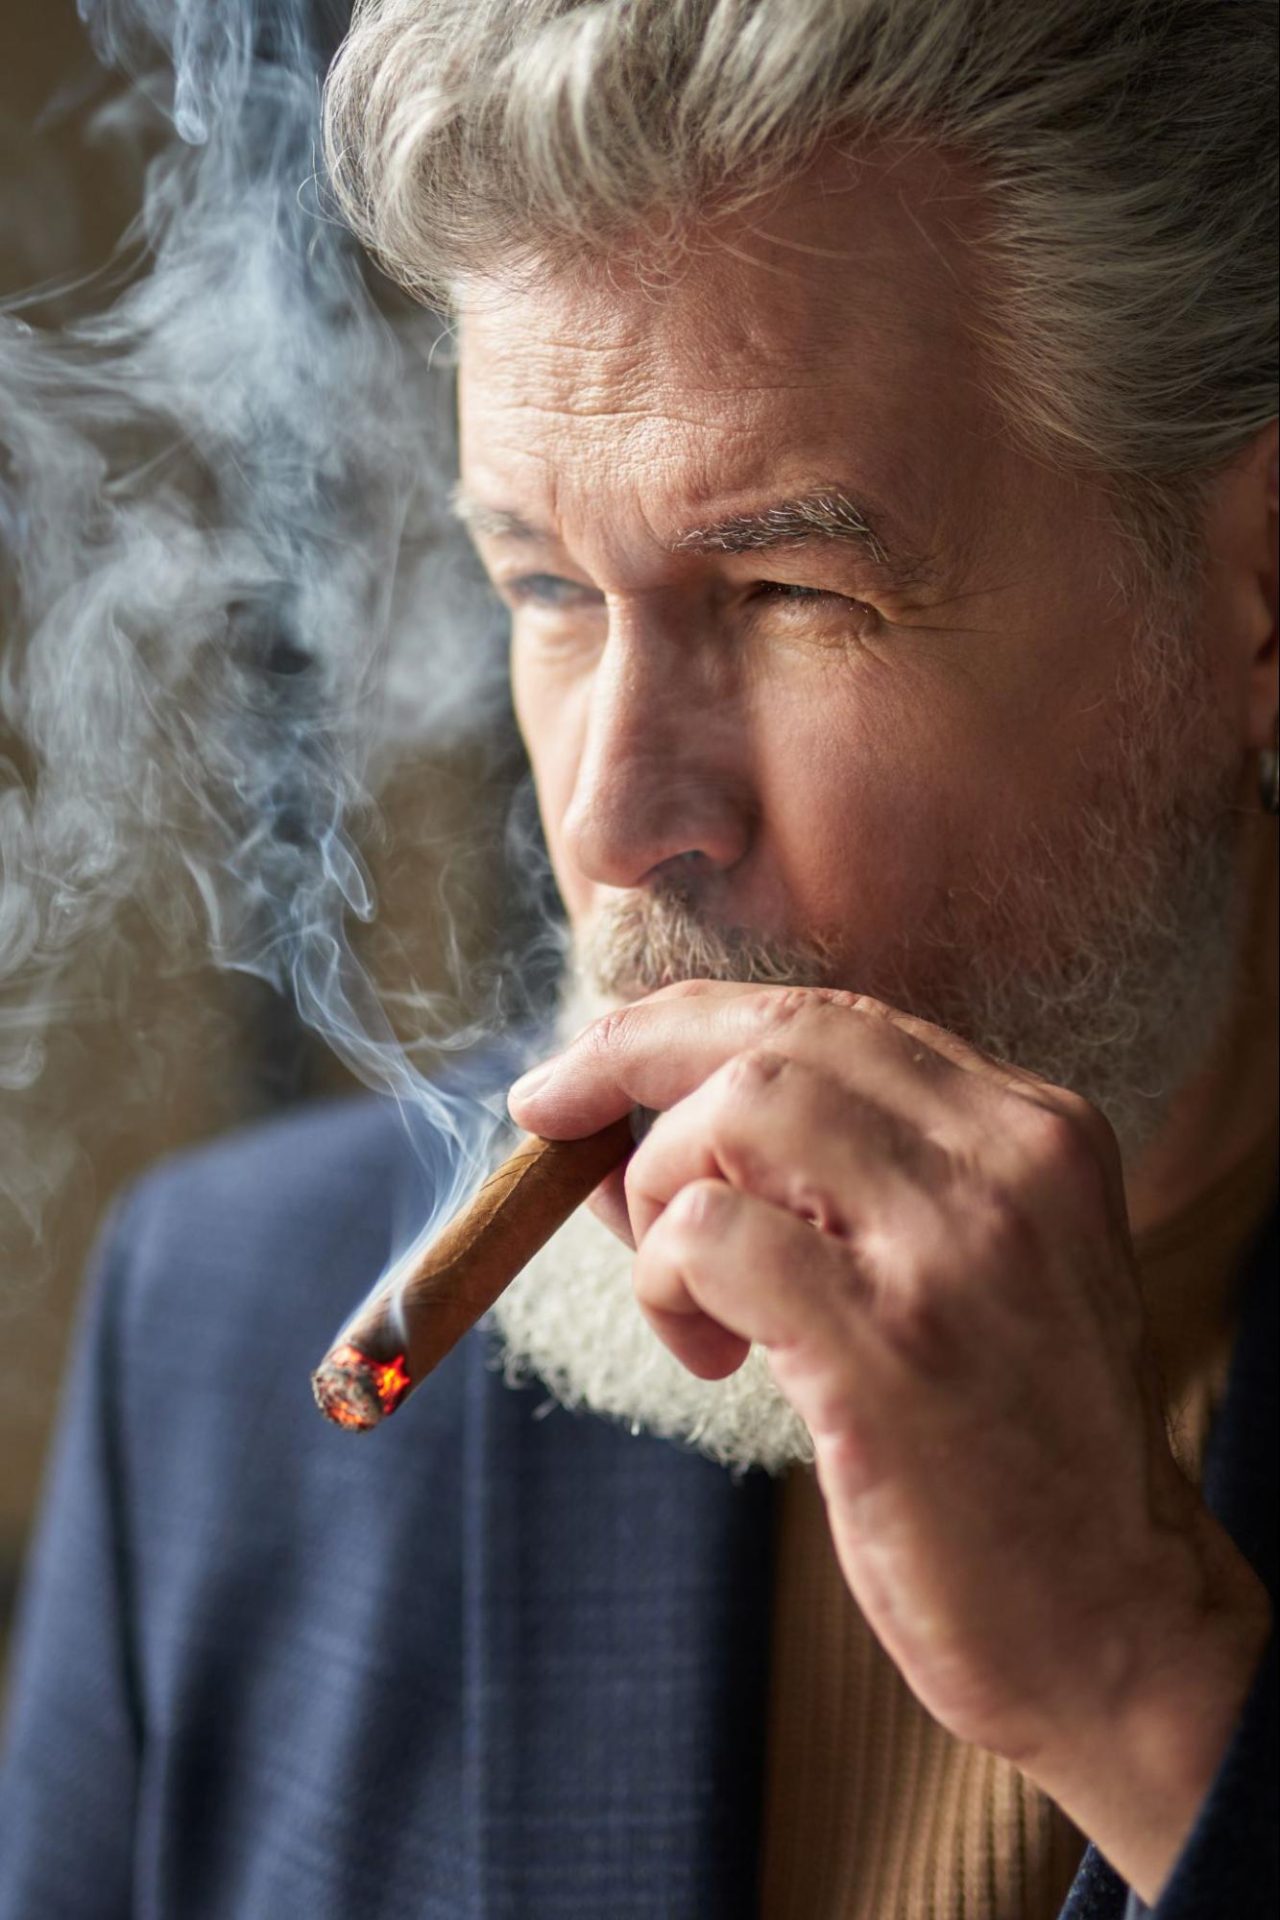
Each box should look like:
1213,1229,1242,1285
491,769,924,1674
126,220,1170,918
450,487,545,543
451,483,933,589
670,490,888,562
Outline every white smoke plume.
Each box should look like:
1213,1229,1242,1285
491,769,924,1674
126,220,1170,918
0,1,517,1271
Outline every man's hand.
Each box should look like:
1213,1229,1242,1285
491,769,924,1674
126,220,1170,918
509,981,1272,1902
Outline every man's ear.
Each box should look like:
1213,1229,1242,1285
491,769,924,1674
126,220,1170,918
1200,422,1278,758
1255,422,1279,752
1235,421,1276,755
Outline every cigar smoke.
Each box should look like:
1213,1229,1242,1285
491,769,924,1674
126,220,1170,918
0,4,517,1275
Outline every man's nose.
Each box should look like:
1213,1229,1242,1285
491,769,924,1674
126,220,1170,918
560,610,752,890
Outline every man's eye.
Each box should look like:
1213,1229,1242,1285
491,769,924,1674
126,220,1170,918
752,582,875,621
505,573,600,610
755,582,850,607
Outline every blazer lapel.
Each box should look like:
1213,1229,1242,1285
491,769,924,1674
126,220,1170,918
462,1342,776,1920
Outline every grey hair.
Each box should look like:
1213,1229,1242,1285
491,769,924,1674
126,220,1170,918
323,0,1277,521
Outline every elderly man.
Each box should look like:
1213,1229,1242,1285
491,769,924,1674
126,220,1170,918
2,2,1276,1917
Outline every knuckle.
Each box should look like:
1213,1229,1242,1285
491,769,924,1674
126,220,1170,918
584,1005,635,1060
744,985,894,1043
650,977,709,1003
844,991,894,1022
1013,1097,1096,1182
1011,1095,1120,1232
1058,1088,1121,1169
806,986,864,1014
703,1054,790,1190
746,985,814,1032
721,1044,789,1096
881,1271,959,1378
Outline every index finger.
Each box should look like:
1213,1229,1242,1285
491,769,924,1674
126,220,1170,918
507,982,984,1137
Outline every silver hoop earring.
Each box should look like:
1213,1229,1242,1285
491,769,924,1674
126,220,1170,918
1261,717,1280,816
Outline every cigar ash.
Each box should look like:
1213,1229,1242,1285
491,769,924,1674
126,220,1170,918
311,1343,411,1432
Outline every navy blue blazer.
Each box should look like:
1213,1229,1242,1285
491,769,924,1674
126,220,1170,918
1,1097,1275,1918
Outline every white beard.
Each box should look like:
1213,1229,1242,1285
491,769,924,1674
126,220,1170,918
487,976,815,1474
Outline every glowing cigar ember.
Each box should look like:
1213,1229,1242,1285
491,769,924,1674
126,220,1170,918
312,1346,412,1431
311,1118,635,1432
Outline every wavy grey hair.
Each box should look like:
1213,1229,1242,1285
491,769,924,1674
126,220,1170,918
324,0,1277,569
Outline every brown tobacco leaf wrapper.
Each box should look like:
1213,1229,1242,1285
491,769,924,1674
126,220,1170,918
312,1117,635,1432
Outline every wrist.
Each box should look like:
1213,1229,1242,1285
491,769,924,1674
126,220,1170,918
1026,1532,1272,1905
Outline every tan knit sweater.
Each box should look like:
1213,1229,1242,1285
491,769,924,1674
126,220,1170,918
759,1128,1278,1920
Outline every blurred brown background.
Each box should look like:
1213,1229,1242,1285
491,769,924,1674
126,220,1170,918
0,2,515,1676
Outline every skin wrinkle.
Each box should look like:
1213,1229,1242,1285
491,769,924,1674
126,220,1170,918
473,141,1275,1530
455,483,944,601
319,65,1278,1893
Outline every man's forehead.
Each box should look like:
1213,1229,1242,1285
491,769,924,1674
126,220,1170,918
456,147,991,577
458,350,962,586
459,254,963,414
457,139,980,367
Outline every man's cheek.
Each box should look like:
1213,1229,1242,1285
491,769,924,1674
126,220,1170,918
764,733,962,934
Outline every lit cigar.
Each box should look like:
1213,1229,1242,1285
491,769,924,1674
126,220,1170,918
311,1116,635,1432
